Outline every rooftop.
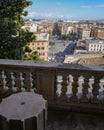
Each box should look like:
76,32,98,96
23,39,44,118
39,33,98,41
35,33,49,41
86,38,104,44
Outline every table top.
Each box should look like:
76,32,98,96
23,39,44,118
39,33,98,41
0,92,46,121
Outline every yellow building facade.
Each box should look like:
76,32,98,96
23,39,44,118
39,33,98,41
29,33,49,61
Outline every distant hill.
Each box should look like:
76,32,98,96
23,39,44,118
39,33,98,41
95,19,104,22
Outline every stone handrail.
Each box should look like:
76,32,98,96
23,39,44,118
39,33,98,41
0,59,104,113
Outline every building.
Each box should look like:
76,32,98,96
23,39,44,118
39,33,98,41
77,27,91,40
29,33,49,61
92,28,104,39
52,22,61,37
64,53,104,65
86,39,104,53
38,20,54,35
61,26,74,35
29,23,38,33
22,20,40,33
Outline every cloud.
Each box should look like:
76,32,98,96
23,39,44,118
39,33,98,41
81,4,104,8
95,4,104,8
28,11,55,18
80,5,92,8
26,11,72,19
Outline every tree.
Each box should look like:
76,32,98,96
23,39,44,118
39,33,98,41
0,0,35,59
61,34,67,40
24,51,43,61
61,34,72,40
49,41,55,46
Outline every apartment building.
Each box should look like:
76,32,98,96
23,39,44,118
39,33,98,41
77,27,91,40
92,28,104,39
61,26,74,35
39,20,54,34
22,20,40,33
29,33,49,61
64,53,104,65
86,39,104,53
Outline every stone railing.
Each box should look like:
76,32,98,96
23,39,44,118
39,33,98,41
0,59,104,113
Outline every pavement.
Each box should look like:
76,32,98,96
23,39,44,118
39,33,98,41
47,110,104,130
48,39,76,62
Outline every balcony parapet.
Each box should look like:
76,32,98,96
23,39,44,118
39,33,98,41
0,59,104,113
0,59,103,71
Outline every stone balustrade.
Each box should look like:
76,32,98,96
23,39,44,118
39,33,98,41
0,59,104,113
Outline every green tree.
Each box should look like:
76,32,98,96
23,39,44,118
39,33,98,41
61,34,67,40
24,51,44,61
49,41,55,46
61,34,72,40
0,0,35,59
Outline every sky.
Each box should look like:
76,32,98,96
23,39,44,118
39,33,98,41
25,0,104,20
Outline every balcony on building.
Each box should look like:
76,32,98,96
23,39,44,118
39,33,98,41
0,59,104,130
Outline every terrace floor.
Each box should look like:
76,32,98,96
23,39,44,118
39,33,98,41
47,109,104,130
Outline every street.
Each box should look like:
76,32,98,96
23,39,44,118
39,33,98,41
48,38,76,62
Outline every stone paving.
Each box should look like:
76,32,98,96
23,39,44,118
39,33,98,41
48,39,76,62
47,110,104,130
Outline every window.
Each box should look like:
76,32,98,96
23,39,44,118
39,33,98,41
32,43,34,46
42,52,45,55
38,52,45,56
41,47,44,50
37,47,40,50
32,47,35,50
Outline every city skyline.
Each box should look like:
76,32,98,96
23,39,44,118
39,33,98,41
25,0,104,20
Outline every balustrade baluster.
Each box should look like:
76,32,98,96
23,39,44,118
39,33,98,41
11,72,17,92
56,74,63,97
97,77,104,103
66,74,74,100
76,75,84,103
7,71,13,92
86,76,95,102
16,72,22,92
1,71,8,91
25,72,31,91
20,72,25,92
30,73,35,92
